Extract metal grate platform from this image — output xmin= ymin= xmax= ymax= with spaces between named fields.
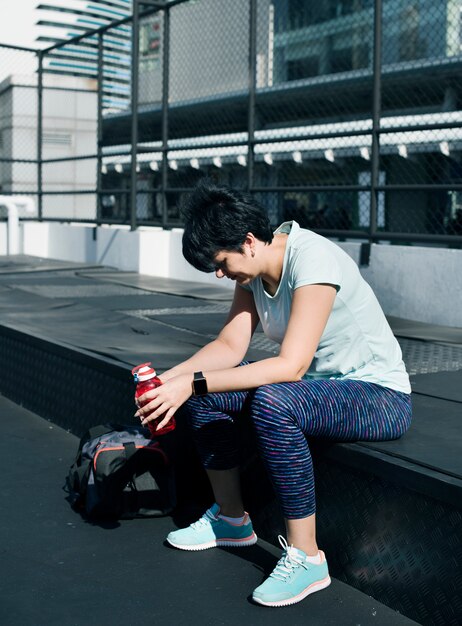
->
xmin=399 ymin=338 xmax=462 ymax=376
xmin=10 ymin=283 xmax=154 ymax=298
xmin=119 ymin=305 xmax=462 ymax=376
xmin=0 ymin=258 xmax=460 ymax=625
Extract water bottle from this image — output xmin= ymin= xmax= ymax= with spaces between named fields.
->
xmin=132 ymin=362 xmax=176 ymax=436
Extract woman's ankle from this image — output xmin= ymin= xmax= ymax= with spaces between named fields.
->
xmin=285 ymin=514 xmax=318 ymax=556
xmin=206 ymin=467 xmax=244 ymax=519
xmin=217 ymin=503 xmax=245 ymax=518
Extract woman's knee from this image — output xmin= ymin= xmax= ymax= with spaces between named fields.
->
xmin=183 ymin=390 xmax=246 ymax=431
xmin=251 ymin=383 xmax=293 ymax=426
xmin=253 ymin=383 xmax=281 ymax=405
xmin=183 ymin=394 xmax=219 ymax=429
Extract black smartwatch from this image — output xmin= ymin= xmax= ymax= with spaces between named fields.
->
xmin=192 ymin=371 xmax=208 ymax=396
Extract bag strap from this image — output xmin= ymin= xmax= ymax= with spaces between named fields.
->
xmin=88 ymin=423 xmax=124 ymax=440
xmin=76 ymin=423 xmax=125 ymax=455
xmin=66 ymin=457 xmax=93 ymax=498
xmin=123 ymin=441 xmax=137 ymax=461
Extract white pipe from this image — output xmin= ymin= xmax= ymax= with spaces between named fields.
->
xmin=0 ymin=195 xmax=36 ymax=255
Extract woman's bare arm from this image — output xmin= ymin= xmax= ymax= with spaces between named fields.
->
xmin=201 ymin=283 xmax=337 ymax=391
xmin=137 ymin=283 xmax=336 ymax=429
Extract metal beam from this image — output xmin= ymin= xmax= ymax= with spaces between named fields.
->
xmin=161 ymin=5 xmax=171 ymax=228
xmin=138 ymin=0 xmax=167 ymax=7
xmin=130 ymin=0 xmax=141 ymax=231
xmin=247 ymin=0 xmax=257 ymax=193
xmin=37 ymin=52 xmax=44 ymax=221
xmin=96 ymin=33 xmax=104 ymax=225
xmin=370 ymin=0 xmax=382 ymax=244
xmin=160 ymin=0 xmax=190 ymax=9
xmin=0 ymin=43 xmax=38 ymax=52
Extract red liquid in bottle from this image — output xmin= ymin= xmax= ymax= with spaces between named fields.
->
xmin=132 ymin=362 xmax=176 ymax=437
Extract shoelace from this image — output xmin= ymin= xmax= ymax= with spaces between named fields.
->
xmin=270 ymin=535 xmax=307 ymax=582
xmin=190 ymin=507 xmax=218 ymax=530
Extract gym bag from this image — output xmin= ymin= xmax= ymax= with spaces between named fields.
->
xmin=66 ymin=423 xmax=176 ymax=519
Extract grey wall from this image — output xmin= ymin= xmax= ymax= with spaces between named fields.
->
xmin=339 ymin=242 xmax=462 ymax=328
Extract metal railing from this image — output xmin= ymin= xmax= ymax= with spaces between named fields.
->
xmin=0 ymin=0 xmax=462 ymax=245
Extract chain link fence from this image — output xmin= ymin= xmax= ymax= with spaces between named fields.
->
xmin=40 ymin=35 xmax=99 ymax=221
xmin=1 ymin=0 xmax=462 ymax=244
xmin=0 ymin=44 xmax=39 ymax=217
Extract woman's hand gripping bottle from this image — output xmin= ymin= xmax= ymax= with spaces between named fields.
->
xmin=132 ymin=362 xmax=176 ymax=436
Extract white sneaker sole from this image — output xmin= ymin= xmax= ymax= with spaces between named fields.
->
xmin=252 ymin=575 xmax=332 ymax=607
xmin=167 ymin=532 xmax=258 ymax=551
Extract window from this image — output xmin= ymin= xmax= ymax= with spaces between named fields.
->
xmin=287 ymin=56 xmax=319 ymax=80
xmin=140 ymin=17 xmax=162 ymax=70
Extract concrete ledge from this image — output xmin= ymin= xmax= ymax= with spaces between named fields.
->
xmin=13 ymin=221 xmax=462 ymax=327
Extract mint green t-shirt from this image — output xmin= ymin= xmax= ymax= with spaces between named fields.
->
xmin=244 ymin=221 xmax=411 ymax=394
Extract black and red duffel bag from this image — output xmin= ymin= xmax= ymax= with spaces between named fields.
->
xmin=66 ymin=423 xmax=176 ymax=519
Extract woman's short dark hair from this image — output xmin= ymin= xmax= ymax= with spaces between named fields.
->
xmin=181 ymin=179 xmax=273 ymax=272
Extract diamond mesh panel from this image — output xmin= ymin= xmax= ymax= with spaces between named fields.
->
xmin=117 ymin=305 xmax=462 ymax=375
xmin=399 ymin=338 xmax=462 ymax=376
xmin=1 ymin=315 xmax=461 ymax=624
xmin=0 ymin=328 xmax=134 ymax=436
xmin=11 ymin=284 xmax=154 ymax=298
xmin=243 ymin=454 xmax=462 ymax=626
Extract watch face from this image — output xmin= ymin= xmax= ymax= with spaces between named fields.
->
xmin=194 ymin=373 xmax=208 ymax=396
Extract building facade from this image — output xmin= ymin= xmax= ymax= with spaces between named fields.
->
xmin=37 ymin=0 xmax=131 ymax=111
xmin=0 ymin=73 xmax=97 ymax=218
xmin=99 ymin=0 xmax=462 ymax=237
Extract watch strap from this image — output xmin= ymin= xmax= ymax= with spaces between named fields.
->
xmin=192 ymin=371 xmax=208 ymax=396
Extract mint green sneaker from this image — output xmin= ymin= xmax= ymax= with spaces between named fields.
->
xmin=252 ymin=536 xmax=331 ymax=607
xmin=166 ymin=503 xmax=258 ymax=551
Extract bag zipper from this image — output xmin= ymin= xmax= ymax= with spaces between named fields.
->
xmin=93 ymin=441 xmax=168 ymax=471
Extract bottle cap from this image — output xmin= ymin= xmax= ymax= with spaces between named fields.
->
xmin=131 ymin=362 xmax=157 ymax=382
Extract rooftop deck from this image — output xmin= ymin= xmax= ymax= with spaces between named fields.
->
xmin=0 ymin=254 xmax=461 ymax=625
xmin=1 ymin=394 xmax=419 ymax=626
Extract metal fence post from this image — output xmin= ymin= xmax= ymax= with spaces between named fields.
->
xmin=96 ymin=32 xmax=104 ymax=225
xmin=161 ymin=4 xmax=170 ymax=228
xmin=130 ymin=0 xmax=140 ymax=231
xmin=247 ymin=0 xmax=257 ymax=194
xmin=37 ymin=50 xmax=43 ymax=221
xmin=370 ymin=0 xmax=383 ymax=243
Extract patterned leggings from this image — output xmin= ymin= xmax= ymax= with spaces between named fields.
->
xmin=183 ymin=377 xmax=412 ymax=519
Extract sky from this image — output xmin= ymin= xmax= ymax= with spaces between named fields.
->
xmin=0 ymin=0 xmax=45 ymax=81
xmin=0 ymin=0 xmax=40 ymax=48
